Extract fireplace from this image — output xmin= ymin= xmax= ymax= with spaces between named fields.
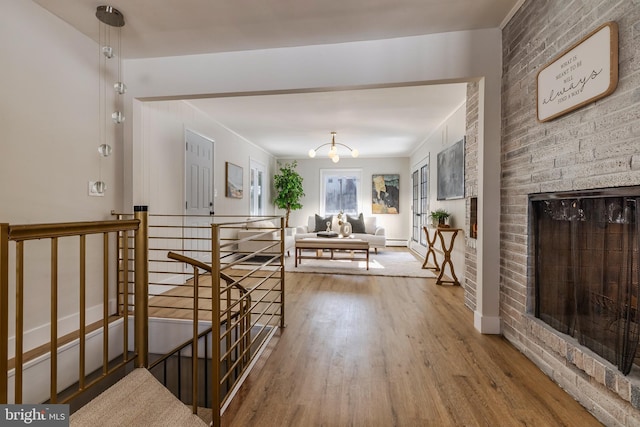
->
xmin=531 ymin=187 xmax=640 ymax=375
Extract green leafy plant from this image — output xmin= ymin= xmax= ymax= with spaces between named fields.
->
xmin=429 ymin=208 xmax=450 ymax=226
xmin=273 ymin=161 xmax=305 ymax=227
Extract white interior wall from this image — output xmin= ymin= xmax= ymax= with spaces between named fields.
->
xmin=1 ymin=1 xmax=122 ymax=336
xmin=139 ymin=100 xmax=276 ymax=216
xmin=284 ymin=157 xmax=411 ymax=241
xmin=410 ymin=102 xmax=467 ymax=281
xmin=1 ymin=1 xmax=122 ymax=223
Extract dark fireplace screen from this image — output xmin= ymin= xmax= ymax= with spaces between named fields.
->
xmin=532 ymin=193 xmax=640 ymax=375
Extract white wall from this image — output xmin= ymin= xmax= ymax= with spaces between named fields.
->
xmin=1 ymin=1 xmax=122 ymax=223
xmin=410 ymin=102 xmax=467 ymax=280
xmin=136 ymin=100 xmax=275 ymax=216
xmin=1 ymin=1 xmax=122 ymax=337
xmin=283 ymin=157 xmax=411 ymax=241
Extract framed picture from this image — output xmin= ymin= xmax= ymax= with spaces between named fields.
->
xmin=437 ymin=138 xmax=465 ymax=200
xmin=225 ymin=162 xmax=243 ymax=198
xmin=372 ymin=174 xmax=399 ymax=214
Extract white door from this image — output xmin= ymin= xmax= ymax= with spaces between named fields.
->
xmin=185 ymin=129 xmax=214 ymax=216
xmin=184 ymin=129 xmax=214 ymax=263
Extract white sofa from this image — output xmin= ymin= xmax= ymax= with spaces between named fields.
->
xmin=236 ymin=220 xmax=294 ymax=257
xmin=295 ymin=215 xmax=386 ymax=252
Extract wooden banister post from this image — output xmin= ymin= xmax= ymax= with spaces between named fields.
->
xmin=211 ymin=223 xmax=221 ymax=427
xmin=134 ymin=206 xmax=149 ymax=368
xmin=280 ymin=216 xmax=286 ymax=329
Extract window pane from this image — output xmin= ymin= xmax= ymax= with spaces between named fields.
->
xmin=325 ymin=176 xmax=358 ymax=215
xmin=412 ymin=170 xmax=419 ymax=242
xmin=321 ymin=169 xmax=362 ymax=216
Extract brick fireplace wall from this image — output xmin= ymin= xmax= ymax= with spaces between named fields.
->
xmin=465 ymin=81 xmax=479 ymax=312
xmin=501 ymin=0 xmax=640 ymax=424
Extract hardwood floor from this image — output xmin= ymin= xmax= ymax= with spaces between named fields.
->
xmin=221 ymin=270 xmax=602 ymax=426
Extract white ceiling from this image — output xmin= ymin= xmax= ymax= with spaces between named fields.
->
xmin=186 ymin=84 xmax=469 ymax=158
xmin=32 ymin=0 xmax=521 ymax=158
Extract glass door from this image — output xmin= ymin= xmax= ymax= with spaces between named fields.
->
xmin=249 ymin=159 xmax=265 ymax=216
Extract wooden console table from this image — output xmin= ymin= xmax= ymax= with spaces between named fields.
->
xmin=421 ymin=226 xmax=461 ymax=286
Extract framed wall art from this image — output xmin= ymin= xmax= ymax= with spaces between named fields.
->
xmin=436 ymin=137 xmax=465 ymax=200
xmin=372 ymin=174 xmax=399 ymax=214
xmin=225 ymin=162 xmax=243 ymax=198
xmin=536 ymin=21 xmax=618 ymax=122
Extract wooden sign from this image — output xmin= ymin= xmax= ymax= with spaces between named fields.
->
xmin=537 ymin=21 xmax=618 ymax=122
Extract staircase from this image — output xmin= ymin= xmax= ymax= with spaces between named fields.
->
xmin=70 ymin=369 xmax=207 ymax=426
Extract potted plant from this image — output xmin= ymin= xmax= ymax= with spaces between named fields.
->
xmin=273 ymin=161 xmax=305 ymax=228
xmin=430 ymin=208 xmax=450 ymax=227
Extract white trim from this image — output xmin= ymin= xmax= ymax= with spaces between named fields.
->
xmin=474 ymin=311 xmax=501 ymax=334
xmin=386 ymin=238 xmax=409 ymax=247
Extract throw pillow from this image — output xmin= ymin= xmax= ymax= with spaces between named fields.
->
xmin=347 ymin=213 xmax=366 ymax=234
xmin=314 ymin=214 xmax=333 ymax=232
xmin=364 ymin=216 xmax=377 ymax=235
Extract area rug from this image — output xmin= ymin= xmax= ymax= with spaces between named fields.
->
xmin=284 ymin=249 xmax=436 ymax=278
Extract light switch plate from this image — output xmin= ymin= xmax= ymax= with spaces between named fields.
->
xmin=88 ymin=181 xmax=104 ymax=197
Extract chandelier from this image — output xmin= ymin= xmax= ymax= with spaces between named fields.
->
xmin=308 ymin=132 xmax=359 ymax=163
xmin=92 ymin=5 xmax=125 ymax=195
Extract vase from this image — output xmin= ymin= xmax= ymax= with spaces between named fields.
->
xmin=340 ymin=222 xmax=352 ymax=237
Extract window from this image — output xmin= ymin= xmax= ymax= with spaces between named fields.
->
xmin=420 ymin=163 xmax=429 ymax=244
xmin=320 ymin=169 xmax=362 ymax=216
xmin=412 ymin=169 xmax=419 ymax=242
xmin=411 ymin=157 xmax=429 ymax=245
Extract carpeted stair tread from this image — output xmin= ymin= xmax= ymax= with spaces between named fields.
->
xmin=70 ymin=368 xmax=207 ymax=426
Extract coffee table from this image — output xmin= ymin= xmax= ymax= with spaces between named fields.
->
xmin=295 ymin=238 xmax=370 ymax=270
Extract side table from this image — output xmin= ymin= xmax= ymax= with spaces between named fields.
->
xmin=421 ymin=226 xmax=439 ymax=271
xmin=435 ymin=228 xmax=461 ymax=286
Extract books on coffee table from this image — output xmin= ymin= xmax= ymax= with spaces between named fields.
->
xmin=317 ymin=231 xmax=339 ymax=238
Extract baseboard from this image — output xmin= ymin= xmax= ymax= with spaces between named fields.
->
xmin=386 ymin=238 xmax=409 ymax=247
xmin=474 ymin=311 xmax=501 ymax=334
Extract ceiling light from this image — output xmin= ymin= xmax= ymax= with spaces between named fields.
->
xmin=308 ymin=132 xmax=359 ymax=163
